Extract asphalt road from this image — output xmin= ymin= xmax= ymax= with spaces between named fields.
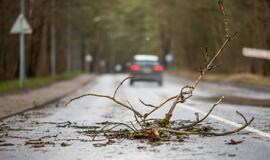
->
xmin=1 ymin=74 xmax=270 ymax=160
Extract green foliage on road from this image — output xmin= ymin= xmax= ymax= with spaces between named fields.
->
xmin=0 ymin=72 xmax=82 ymax=94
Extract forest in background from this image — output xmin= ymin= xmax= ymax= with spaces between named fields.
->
xmin=0 ymin=0 xmax=270 ymax=81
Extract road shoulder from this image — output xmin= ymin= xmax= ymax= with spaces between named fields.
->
xmin=168 ymin=72 xmax=270 ymax=108
xmin=0 ymin=74 xmax=94 ymax=119
xmin=169 ymin=70 xmax=270 ymax=92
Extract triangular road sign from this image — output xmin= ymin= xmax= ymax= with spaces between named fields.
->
xmin=10 ymin=14 xmax=32 ymax=34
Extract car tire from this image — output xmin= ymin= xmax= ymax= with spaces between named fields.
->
xmin=129 ymin=80 xmax=134 ymax=86
xmin=158 ymin=80 xmax=163 ymax=86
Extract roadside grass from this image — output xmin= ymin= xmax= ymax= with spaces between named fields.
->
xmin=0 ymin=72 xmax=82 ymax=94
xmin=170 ymin=69 xmax=270 ymax=88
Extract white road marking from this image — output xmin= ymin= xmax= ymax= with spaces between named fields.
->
xmin=181 ymin=105 xmax=270 ymax=139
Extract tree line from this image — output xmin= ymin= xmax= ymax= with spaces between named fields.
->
xmin=0 ymin=0 xmax=269 ymax=81
xmin=154 ymin=0 xmax=270 ymax=75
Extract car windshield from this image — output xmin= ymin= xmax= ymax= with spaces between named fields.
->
xmin=134 ymin=60 xmax=158 ymax=66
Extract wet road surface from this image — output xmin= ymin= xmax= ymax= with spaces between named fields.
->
xmin=0 ymin=74 xmax=270 ymax=160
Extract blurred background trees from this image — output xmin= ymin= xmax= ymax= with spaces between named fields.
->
xmin=0 ymin=0 xmax=270 ymax=81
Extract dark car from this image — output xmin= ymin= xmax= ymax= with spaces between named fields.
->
xmin=129 ymin=55 xmax=164 ymax=86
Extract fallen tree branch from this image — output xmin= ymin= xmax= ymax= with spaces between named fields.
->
xmin=65 ymin=0 xmax=254 ymax=145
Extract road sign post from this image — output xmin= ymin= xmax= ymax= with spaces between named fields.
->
xmin=20 ymin=0 xmax=25 ymax=90
xmin=10 ymin=0 xmax=32 ymax=90
xmin=51 ymin=0 xmax=56 ymax=77
xmin=19 ymin=28 xmax=25 ymax=89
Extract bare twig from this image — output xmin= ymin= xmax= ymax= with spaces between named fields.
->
xmin=92 ymin=123 xmax=113 ymax=141
xmin=129 ymin=121 xmax=138 ymax=131
xmin=66 ymin=93 xmax=142 ymax=118
xmin=195 ymin=113 xmax=199 ymax=122
xmin=113 ymin=76 xmax=133 ymax=99
xmin=218 ymin=0 xmax=229 ymax=38
xmin=161 ymin=0 xmax=234 ymax=124
xmin=204 ymin=112 xmax=254 ymax=136
xmin=160 ymin=128 xmax=191 ymax=135
xmin=127 ymin=101 xmax=144 ymax=129
xmin=139 ymin=99 xmax=158 ymax=109
xmin=173 ymin=97 xmax=224 ymax=130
